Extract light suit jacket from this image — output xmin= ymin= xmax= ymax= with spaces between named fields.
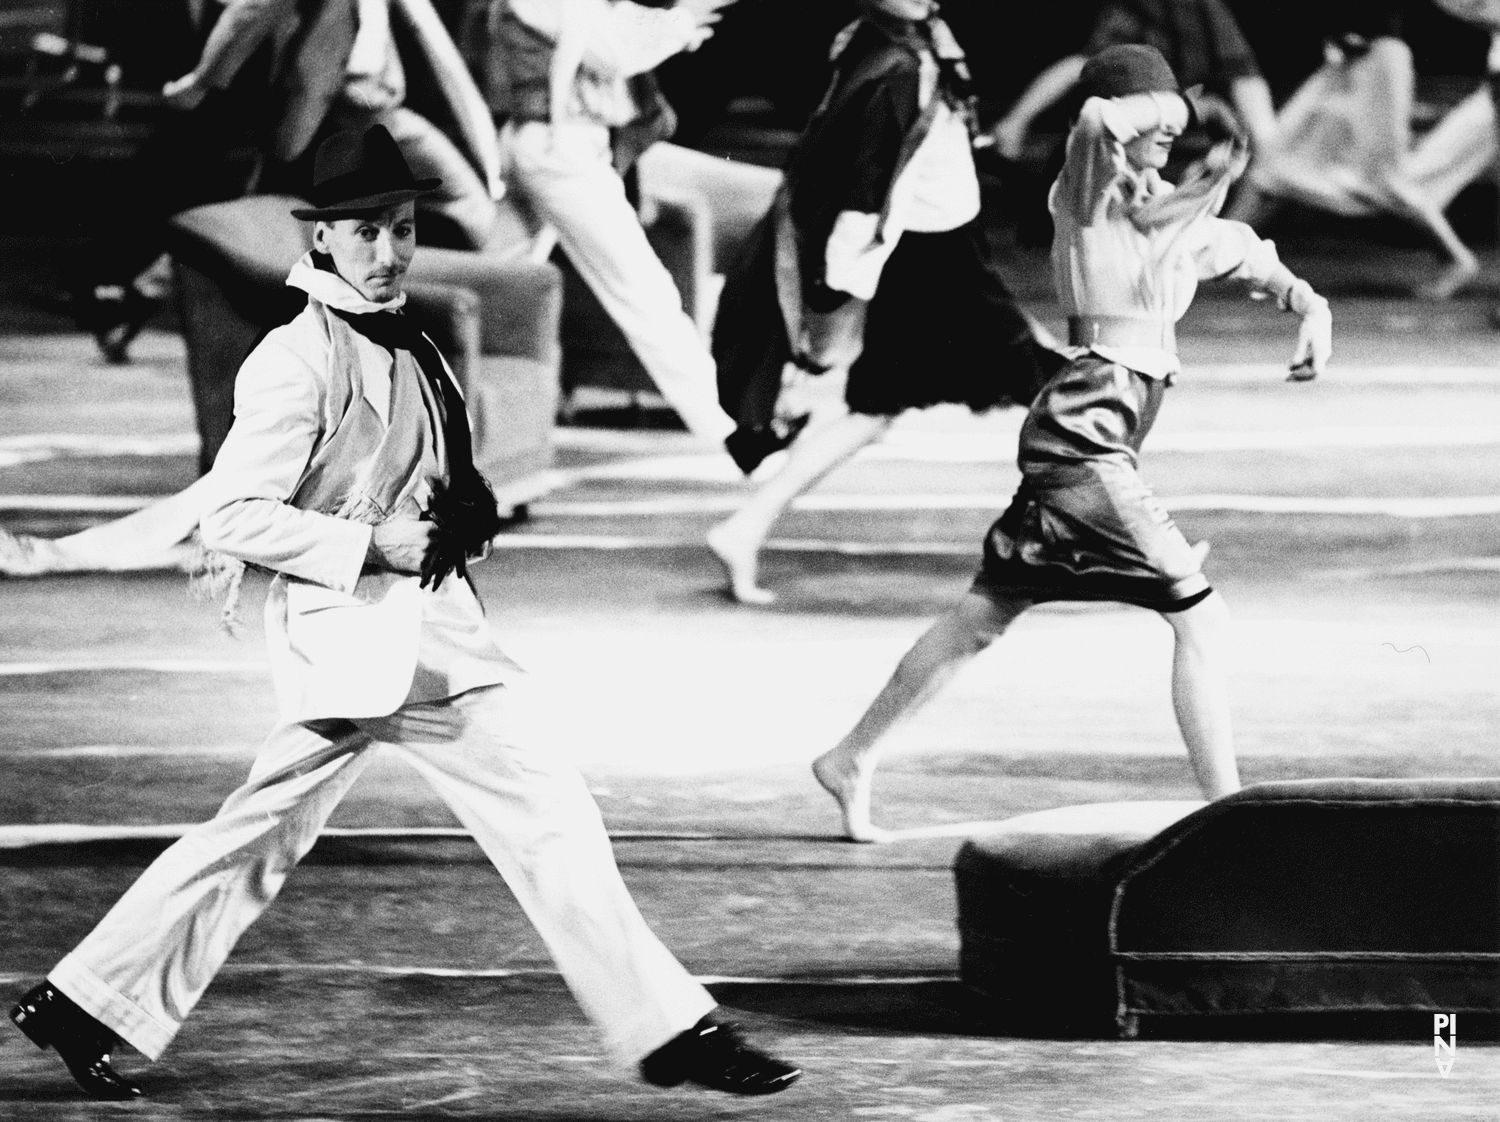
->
xmin=195 ymin=0 xmax=502 ymax=192
xmin=199 ymin=256 xmax=520 ymax=723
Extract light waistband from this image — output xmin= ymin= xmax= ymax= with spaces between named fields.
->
xmin=1067 ymin=315 xmax=1176 ymax=353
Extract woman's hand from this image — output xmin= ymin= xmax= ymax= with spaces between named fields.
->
xmin=1289 ymin=296 xmax=1332 ymax=381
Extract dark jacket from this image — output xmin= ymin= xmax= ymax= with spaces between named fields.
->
xmin=713 ymin=15 xmax=937 ymax=439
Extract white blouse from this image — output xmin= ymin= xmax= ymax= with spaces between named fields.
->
xmin=1050 ymin=95 xmax=1285 ymax=379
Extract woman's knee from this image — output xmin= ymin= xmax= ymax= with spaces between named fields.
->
xmin=947 ymin=592 xmax=1027 ymax=652
xmin=1165 ymin=591 xmax=1231 ymax=643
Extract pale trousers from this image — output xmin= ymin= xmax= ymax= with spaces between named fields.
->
xmin=501 ymin=120 xmax=736 ymax=443
xmin=49 ymin=685 xmax=715 ymax=1065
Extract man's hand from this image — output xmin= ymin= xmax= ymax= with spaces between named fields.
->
xmin=678 ymin=0 xmax=736 ymax=29
xmin=162 ymin=71 xmax=207 ymax=111
xmin=1289 ymin=297 xmax=1332 ymax=381
xmin=367 ymin=520 xmax=439 ymax=574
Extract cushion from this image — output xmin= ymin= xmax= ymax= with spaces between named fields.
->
xmin=955 ymin=801 xmax=1204 ymax=1021
xmin=1112 ymin=778 xmax=1500 ymax=1024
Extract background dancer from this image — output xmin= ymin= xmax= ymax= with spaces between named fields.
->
xmin=709 ymin=0 xmax=1063 ymax=605
xmin=478 ymin=0 xmax=741 ymax=445
xmin=1228 ymin=4 xmax=1491 ymax=300
xmin=813 ymin=44 xmax=1334 ymax=841
xmin=8 ymin=126 xmax=799 ymax=1101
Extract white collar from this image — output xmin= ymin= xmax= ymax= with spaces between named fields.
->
xmin=286 ymin=252 xmax=404 ymax=426
xmin=285 ymin=251 xmax=408 ymax=315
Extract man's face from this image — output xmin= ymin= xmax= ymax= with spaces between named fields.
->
xmin=313 ymin=202 xmax=416 ymax=302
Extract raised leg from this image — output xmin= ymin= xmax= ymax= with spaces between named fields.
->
xmin=708 ymin=411 xmax=892 ymax=605
xmin=502 ymin=121 xmax=735 ymax=443
xmin=1162 ymin=592 xmax=1240 ymax=799
xmin=813 ymin=591 xmax=1032 ymax=841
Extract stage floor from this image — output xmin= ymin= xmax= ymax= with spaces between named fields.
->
xmin=2 ymin=297 xmax=1498 ymax=1117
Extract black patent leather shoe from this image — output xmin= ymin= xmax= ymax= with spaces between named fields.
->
xmin=11 ymin=982 xmax=143 ymax=1101
xmin=640 ymin=1014 xmax=800 ymax=1095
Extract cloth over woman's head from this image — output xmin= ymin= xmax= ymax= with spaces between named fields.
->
xmin=1079 ymin=43 xmax=1181 ymax=100
xmin=856 ymin=0 xmax=940 ymax=21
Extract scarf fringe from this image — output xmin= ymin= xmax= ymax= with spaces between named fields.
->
xmin=186 ymin=532 xmax=248 ymax=639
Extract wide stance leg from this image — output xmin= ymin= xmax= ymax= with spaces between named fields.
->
xmin=502 ymin=121 xmax=735 ymax=443
xmin=708 ymin=411 xmax=892 ymax=604
xmin=1162 ymin=592 xmax=1240 ymax=799
xmin=380 ymin=687 xmax=715 ymax=1065
xmin=813 ymin=592 xmax=1032 ymax=841
xmin=49 ymin=720 xmax=375 ymax=1058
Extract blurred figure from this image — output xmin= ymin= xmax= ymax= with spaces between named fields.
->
xmin=813 ymin=45 xmax=1333 ymax=841
xmin=991 ymin=0 xmax=1277 ymax=163
xmin=177 ymin=0 xmax=511 ymax=248
xmin=474 ymin=0 xmax=740 ymax=444
xmin=1231 ymin=4 xmax=1493 ymax=299
xmin=57 ymin=1 xmax=266 ymax=363
xmin=1428 ymin=0 xmax=1500 ymax=315
xmin=66 ymin=0 xmax=518 ymax=365
xmin=708 ymin=0 xmax=1063 ymax=605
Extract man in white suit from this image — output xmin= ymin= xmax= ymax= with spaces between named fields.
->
xmin=9 ymin=125 xmax=799 ymax=1103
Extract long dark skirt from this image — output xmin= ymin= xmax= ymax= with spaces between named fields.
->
xmin=713 ymin=217 xmax=1060 ymax=472
xmin=845 ymin=222 xmax=1054 ymax=416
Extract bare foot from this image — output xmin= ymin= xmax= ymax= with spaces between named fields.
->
xmin=1190 ymin=540 xmax=1211 ymax=567
xmin=1416 ymin=257 xmax=1479 ymax=301
xmin=706 ymin=521 xmax=775 ymax=605
xmin=812 ymin=748 xmax=893 ymax=843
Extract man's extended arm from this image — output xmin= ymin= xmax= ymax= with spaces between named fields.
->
xmin=992 ymin=54 xmax=1086 ymax=159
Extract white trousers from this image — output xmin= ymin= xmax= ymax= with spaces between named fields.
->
xmin=502 ymin=120 xmax=736 ymax=443
xmin=49 ymin=685 xmax=715 ymax=1065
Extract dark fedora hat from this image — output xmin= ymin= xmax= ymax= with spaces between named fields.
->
xmin=290 ymin=124 xmax=441 ymax=221
xmin=1079 ymin=44 xmax=1180 ymax=101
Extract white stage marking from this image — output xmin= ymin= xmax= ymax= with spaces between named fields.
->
xmin=0 ymin=433 xmax=199 ymax=468
xmin=0 ymin=659 xmax=268 ymax=676
xmin=527 ymin=494 xmax=1500 ymax=518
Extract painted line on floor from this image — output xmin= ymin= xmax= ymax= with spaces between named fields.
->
xmin=7 ymin=413 xmax=1500 ymax=473
xmin=4 ymin=744 xmax=262 ymax=758
xmin=486 ymin=534 xmax=978 ymax=555
xmin=0 ymin=659 xmax=269 ymax=677
xmin=10 ymin=492 xmax=1500 ymax=519
xmin=0 ymin=494 xmax=160 ymax=513
xmin=0 ymin=433 xmax=199 ymax=468
xmin=1307 ymin=557 xmax=1500 ymax=580
xmin=0 ymin=965 xmax=951 ymax=988
xmin=526 ymin=494 xmax=1500 ymax=518
xmin=0 ymin=825 xmax=746 ymax=851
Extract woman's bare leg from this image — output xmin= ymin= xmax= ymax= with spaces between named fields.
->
xmin=1162 ymin=591 xmax=1240 ymax=799
xmin=813 ymin=591 xmax=1033 ymax=841
xmin=707 ymin=411 xmax=892 ymax=605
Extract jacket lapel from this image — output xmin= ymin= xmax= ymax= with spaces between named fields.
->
xmin=351 ymin=331 xmax=395 ymax=429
